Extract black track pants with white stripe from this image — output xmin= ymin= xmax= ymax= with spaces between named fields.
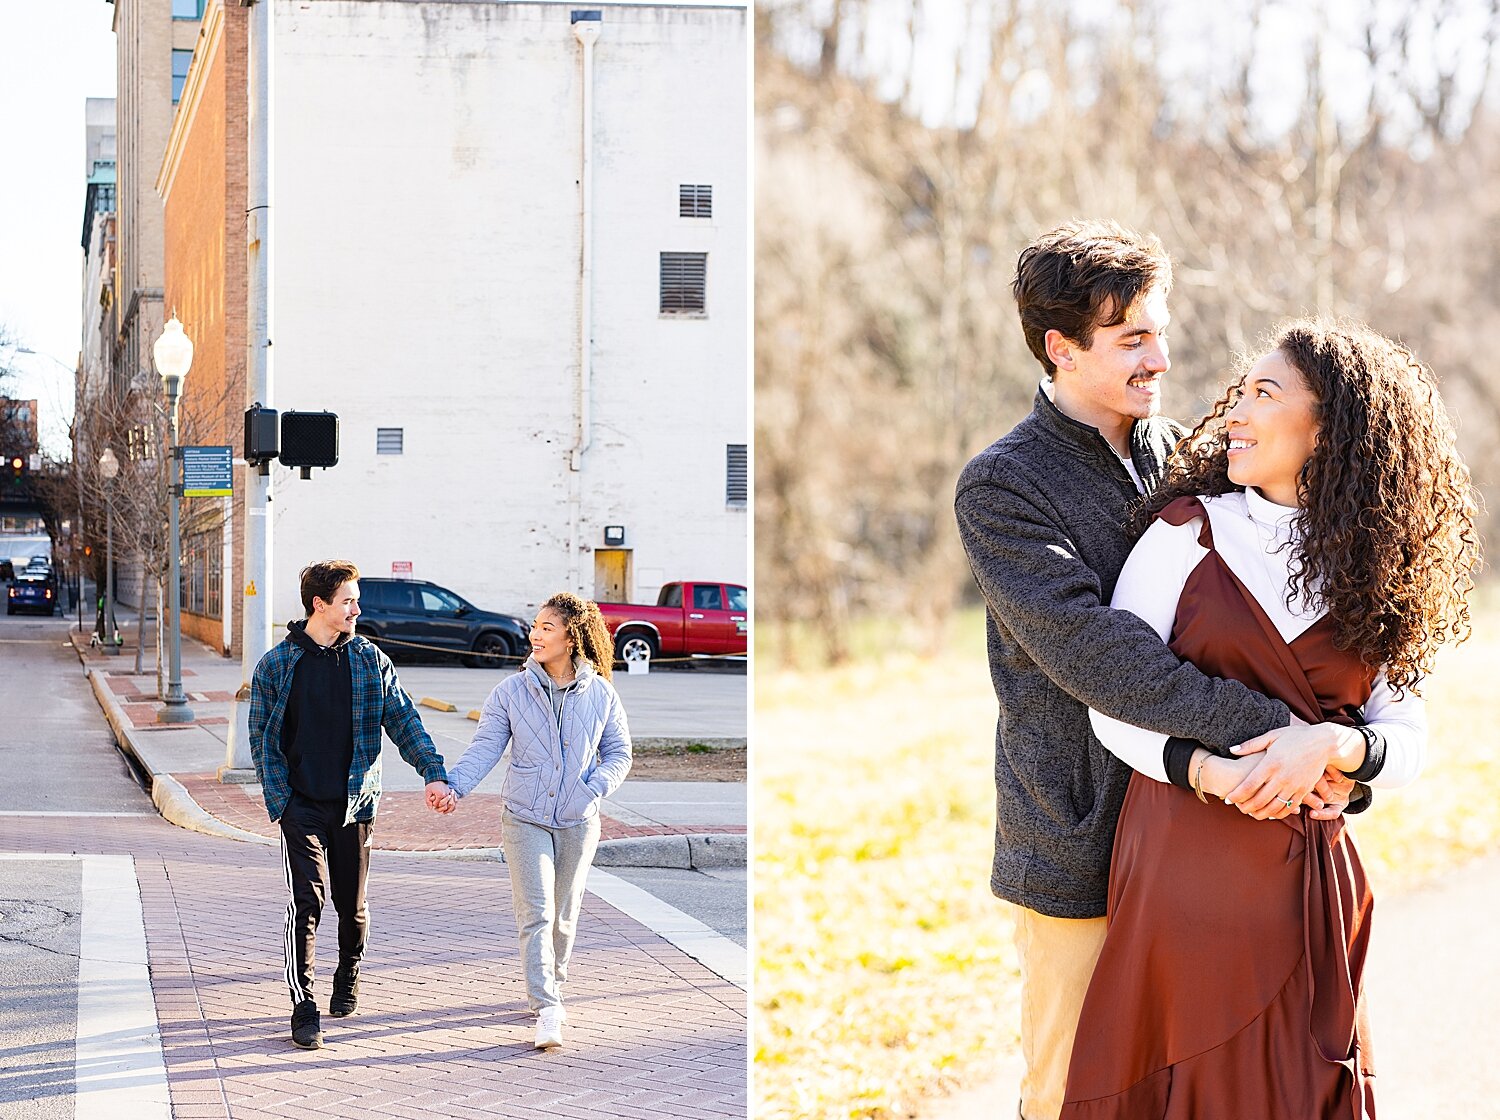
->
xmin=279 ymin=791 xmax=372 ymax=1005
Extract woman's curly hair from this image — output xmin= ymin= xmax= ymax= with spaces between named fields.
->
xmin=1135 ymin=319 xmax=1481 ymax=694
xmin=539 ymin=592 xmax=615 ymax=682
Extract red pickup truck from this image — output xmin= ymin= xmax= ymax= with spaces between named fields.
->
xmin=599 ymin=581 xmax=748 ymax=663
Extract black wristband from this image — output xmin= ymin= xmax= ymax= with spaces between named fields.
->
xmin=1345 ymin=782 xmax=1374 ymax=813
xmin=1164 ymin=737 xmax=1201 ymax=791
xmin=1346 ymin=724 xmax=1387 ymax=784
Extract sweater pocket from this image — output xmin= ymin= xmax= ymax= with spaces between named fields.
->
xmin=1066 ymin=749 xmax=1098 ymax=824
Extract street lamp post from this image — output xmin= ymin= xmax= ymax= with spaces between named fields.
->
xmin=97 ymin=448 xmax=120 ymax=656
xmin=153 ymin=315 xmax=194 ymax=724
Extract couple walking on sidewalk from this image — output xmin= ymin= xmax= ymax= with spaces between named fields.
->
xmin=249 ymin=560 xmax=632 ymax=1053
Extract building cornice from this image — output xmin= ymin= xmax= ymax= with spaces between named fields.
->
xmin=158 ymin=0 xmax=226 ymax=202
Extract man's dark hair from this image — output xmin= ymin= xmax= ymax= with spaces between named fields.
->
xmin=1013 ymin=220 xmax=1173 ymax=376
xmin=300 ymin=560 xmax=361 ymax=616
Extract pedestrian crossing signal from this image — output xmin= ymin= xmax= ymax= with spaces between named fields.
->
xmin=279 ymin=412 xmax=339 ymax=477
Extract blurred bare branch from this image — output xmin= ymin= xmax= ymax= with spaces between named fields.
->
xmin=757 ymin=0 xmax=1500 ymax=661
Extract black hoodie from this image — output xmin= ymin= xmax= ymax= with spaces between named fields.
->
xmin=281 ymin=620 xmax=356 ymax=803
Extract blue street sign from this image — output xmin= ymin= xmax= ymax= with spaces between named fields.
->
xmin=182 ymin=445 xmax=233 ymax=497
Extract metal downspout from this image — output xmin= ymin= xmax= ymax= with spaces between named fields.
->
xmin=569 ymin=13 xmax=600 ymax=595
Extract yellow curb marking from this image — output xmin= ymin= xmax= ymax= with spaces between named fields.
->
xmin=419 ymin=696 xmax=457 ymax=712
xmin=467 ymin=709 xmax=482 ymax=722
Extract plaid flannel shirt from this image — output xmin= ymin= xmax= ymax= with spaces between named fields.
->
xmin=249 ymin=626 xmax=447 ymax=825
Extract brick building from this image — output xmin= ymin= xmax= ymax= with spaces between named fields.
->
xmin=110 ymin=0 xmax=204 ymax=398
xmin=157 ymin=1 xmax=247 ymax=653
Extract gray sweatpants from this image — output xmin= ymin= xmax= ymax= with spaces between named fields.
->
xmin=500 ymin=807 xmax=602 ymax=1011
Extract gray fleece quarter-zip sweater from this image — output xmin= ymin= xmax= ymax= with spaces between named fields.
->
xmin=955 ymin=388 xmax=1291 ymax=919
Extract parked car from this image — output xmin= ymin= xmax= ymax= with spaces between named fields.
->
xmin=355 ymin=577 xmax=530 ymax=668
xmin=598 ymin=581 xmax=748 ymax=664
xmin=7 ymin=576 xmax=56 ymax=616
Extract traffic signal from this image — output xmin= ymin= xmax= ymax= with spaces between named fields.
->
xmin=279 ymin=411 xmax=339 ymax=478
xmin=7 ymin=456 xmax=23 ymax=486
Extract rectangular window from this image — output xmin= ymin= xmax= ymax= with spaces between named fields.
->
xmin=206 ymin=543 xmax=222 ymax=620
xmin=726 ymin=443 xmax=747 ymax=506
xmin=172 ymin=0 xmax=204 ymax=17
xmin=660 ymin=252 xmax=707 ymax=315
xmin=679 ymin=183 xmax=712 ymax=218
xmin=376 ymin=428 xmax=404 ymax=455
xmin=171 ymin=49 xmax=193 ymax=103
xmin=177 ymin=534 xmax=221 ymax=619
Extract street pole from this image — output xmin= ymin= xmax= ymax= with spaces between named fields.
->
xmin=223 ymin=0 xmax=273 ymax=781
xmin=105 ymin=498 xmax=118 ymax=654
xmin=153 ymin=317 xmax=194 ymax=724
xmin=98 ymin=448 xmax=121 ymax=655
xmin=159 ymin=374 xmax=193 ymax=723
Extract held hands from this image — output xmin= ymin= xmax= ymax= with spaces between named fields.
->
xmin=425 ymin=780 xmax=459 ymax=815
xmin=1308 ymin=769 xmax=1359 ymax=822
xmin=1220 ymin=722 xmax=1366 ymax=821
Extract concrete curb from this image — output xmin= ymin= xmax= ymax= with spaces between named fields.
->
xmin=594 ymin=832 xmax=747 ymax=869
xmin=85 ymin=668 xmax=273 ymax=848
xmin=83 ymin=664 xmax=745 ymax=867
xmin=151 ymin=773 xmax=274 ymax=846
xmin=379 ymin=834 xmax=746 ymax=868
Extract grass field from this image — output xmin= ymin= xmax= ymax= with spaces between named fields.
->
xmin=753 ymin=601 xmax=1500 ymax=1120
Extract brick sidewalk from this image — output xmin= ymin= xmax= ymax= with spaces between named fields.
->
xmin=180 ymin=775 xmax=748 ymax=851
xmin=4 ymin=815 xmax=746 ymax=1119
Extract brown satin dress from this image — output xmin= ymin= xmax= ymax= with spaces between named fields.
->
xmin=1060 ymin=497 xmax=1378 ymax=1120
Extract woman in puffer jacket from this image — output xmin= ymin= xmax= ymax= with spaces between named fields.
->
xmin=430 ymin=592 xmax=632 ymax=1050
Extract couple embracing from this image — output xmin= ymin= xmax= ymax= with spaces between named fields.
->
xmin=955 ymin=222 xmax=1479 ymax=1119
xmin=248 ymin=561 xmax=631 ymax=1053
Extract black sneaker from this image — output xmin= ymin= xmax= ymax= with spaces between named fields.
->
xmin=291 ymin=999 xmax=323 ymax=1049
xmin=329 ymin=960 xmax=360 ymax=1017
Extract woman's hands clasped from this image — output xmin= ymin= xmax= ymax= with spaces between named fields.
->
xmin=425 ymin=780 xmax=459 ymax=814
xmin=1221 ymin=721 xmax=1365 ymax=821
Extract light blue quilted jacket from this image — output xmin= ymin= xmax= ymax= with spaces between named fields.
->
xmin=445 ymin=658 xmax=632 ymax=828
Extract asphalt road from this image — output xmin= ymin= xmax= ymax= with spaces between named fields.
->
xmin=0 ymin=859 xmax=81 ymax=1119
xmin=0 ymin=611 xmax=151 ymax=1116
xmin=607 ymin=867 xmax=747 ymax=947
xmin=0 ymin=613 xmax=150 ymax=813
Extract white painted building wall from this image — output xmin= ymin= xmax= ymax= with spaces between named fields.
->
xmin=266 ymin=0 xmax=747 ymax=625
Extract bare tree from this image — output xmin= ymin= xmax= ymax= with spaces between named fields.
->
xmin=757 ymin=0 xmax=1500 ymax=660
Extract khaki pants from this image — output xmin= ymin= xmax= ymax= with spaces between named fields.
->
xmin=1013 ymin=908 xmax=1108 ymax=1120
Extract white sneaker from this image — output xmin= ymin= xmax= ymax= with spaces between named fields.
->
xmin=534 ymin=1006 xmax=565 ymax=1050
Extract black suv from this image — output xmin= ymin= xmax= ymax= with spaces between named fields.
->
xmin=356 ymin=578 xmax=529 ymax=668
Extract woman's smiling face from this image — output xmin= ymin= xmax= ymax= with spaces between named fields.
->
xmin=1225 ymin=349 xmax=1321 ymax=507
xmin=529 ymin=607 xmax=575 ymax=668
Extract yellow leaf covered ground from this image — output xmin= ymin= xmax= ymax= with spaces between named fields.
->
xmin=753 ymin=602 xmax=1500 ymax=1119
